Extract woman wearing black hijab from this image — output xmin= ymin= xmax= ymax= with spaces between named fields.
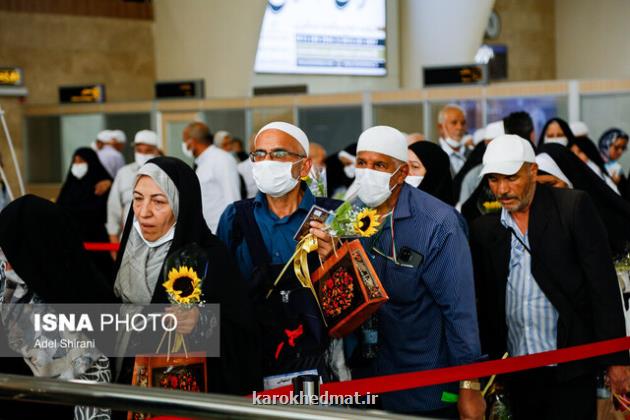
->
xmin=537 ymin=117 xmax=576 ymax=150
xmin=57 ymin=147 xmax=114 ymax=279
xmin=112 ymin=157 xmax=261 ymax=396
xmin=407 ymin=141 xmax=456 ymax=205
xmin=0 ymin=195 xmax=117 ymax=419
xmin=570 ymin=136 xmax=620 ymax=194
xmin=540 ymin=143 xmax=630 ymax=256
xmin=324 ymin=143 xmax=356 ymax=198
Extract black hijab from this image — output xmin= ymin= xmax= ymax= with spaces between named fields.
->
xmin=57 ymin=147 xmax=112 ymax=212
xmin=0 ymin=195 xmax=116 ymax=303
xmin=537 ymin=118 xmax=576 ymax=151
xmin=113 ymin=157 xmax=262 ymax=394
xmin=408 ymin=141 xmax=456 ymax=205
xmin=452 ymin=141 xmax=486 ymax=200
xmin=325 ymin=143 xmax=356 ymax=196
xmin=572 ymin=136 xmax=610 ymax=178
xmin=540 ymin=143 xmax=630 ymax=256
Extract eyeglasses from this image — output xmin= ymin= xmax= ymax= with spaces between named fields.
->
xmin=250 ymin=149 xmax=305 ymax=162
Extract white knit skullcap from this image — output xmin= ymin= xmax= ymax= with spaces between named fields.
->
xmin=356 ymin=126 xmax=407 ymax=162
xmin=255 ymin=122 xmax=309 ymax=156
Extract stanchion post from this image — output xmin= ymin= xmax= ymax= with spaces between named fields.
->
xmin=292 ymin=374 xmax=320 ymax=405
xmin=0 ymin=104 xmax=26 ymax=196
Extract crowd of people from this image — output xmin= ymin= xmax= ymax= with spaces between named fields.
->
xmin=0 ymin=104 xmax=629 ymax=420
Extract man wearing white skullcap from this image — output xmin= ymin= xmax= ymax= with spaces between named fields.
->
xmin=94 ymin=129 xmax=125 ymax=178
xmin=111 ymin=129 xmax=127 ymax=152
xmin=314 ymin=125 xmax=484 ymax=417
xmin=106 ymin=130 xmax=161 ymax=250
xmin=471 ymin=134 xmax=629 ymax=419
xmin=216 ymin=121 xmax=341 ymax=386
xmin=181 ymin=121 xmax=240 ymax=232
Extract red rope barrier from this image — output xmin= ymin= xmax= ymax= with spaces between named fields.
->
xmin=253 ymin=336 xmax=630 ymax=397
xmin=84 ymin=242 xmax=119 ymax=252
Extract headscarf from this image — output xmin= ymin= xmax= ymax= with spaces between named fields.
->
xmin=408 ymin=141 xmax=456 ymax=205
xmin=57 ymin=147 xmax=112 ymax=211
xmin=572 ymin=136 xmax=610 ymax=178
xmin=114 ymin=163 xmax=179 ymax=303
xmin=537 ymin=118 xmax=576 ymax=151
xmin=539 ymin=143 xmax=630 ymax=256
xmin=325 ymin=143 xmax=357 ymax=196
xmin=535 ymin=153 xmax=573 ymax=188
xmin=599 ymin=128 xmax=629 ymax=161
xmin=0 ymin=195 xmax=116 ymax=303
xmin=112 ymin=157 xmax=262 ymax=394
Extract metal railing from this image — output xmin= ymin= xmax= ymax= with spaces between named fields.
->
xmin=0 ymin=373 xmax=422 ymax=419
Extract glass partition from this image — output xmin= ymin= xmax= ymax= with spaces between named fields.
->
xmin=297 ymin=106 xmax=362 ymax=154
xmin=486 ymin=96 xmax=568 ymax=141
xmin=428 ymin=100 xmax=483 ymax=142
xmin=203 ymin=109 xmax=247 ymax=144
xmin=373 ymin=103 xmax=423 ymax=135
xmin=581 ymin=93 xmax=630 ymax=173
xmin=25 ymin=116 xmax=62 ymax=183
xmin=105 ymin=113 xmax=152 ymax=162
xmin=60 ymin=114 xmax=105 ymax=179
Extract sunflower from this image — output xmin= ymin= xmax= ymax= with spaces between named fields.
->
xmin=482 ymin=201 xmax=502 ymax=212
xmin=353 ymin=208 xmax=381 ymax=237
xmin=162 ymin=266 xmax=202 ymax=304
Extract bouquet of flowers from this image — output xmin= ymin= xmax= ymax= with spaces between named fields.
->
xmin=326 ymin=198 xmax=382 ymax=239
xmin=158 ymin=244 xmax=208 ymax=360
xmin=303 ymin=166 xmax=327 ymax=198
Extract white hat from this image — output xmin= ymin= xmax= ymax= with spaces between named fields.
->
xmin=569 ymin=121 xmax=589 ymax=137
xmin=133 ymin=130 xmax=159 ymax=146
xmin=356 ymin=126 xmax=407 ymax=162
xmin=96 ymin=130 xmax=114 ymax=142
xmin=485 ymin=120 xmax=505 ymax=141
xmin=473 ymin=128 xmax=486 ymax=145
xmin=535 ymin=153 xmax=573 ymax=188
xmin=214 ymin=130 xmax=232 ymax=147
xmin=338 ymin=150 xmax=356 ymax=163
xmin=255 ymin=122 xmax=309 ymax=156
xmin=480 ymin=134 xmax=536 ymax=177
xmin=111 ymin=129 xmax=126 ymax=143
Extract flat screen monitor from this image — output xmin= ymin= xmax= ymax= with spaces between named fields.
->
xmin=255 ymin=0 xmax=386 ymax=76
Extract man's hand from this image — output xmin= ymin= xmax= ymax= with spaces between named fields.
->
xmin=165 ymin=306 xmax=200 ymax=335
xmin=309 ymin=220 xmax=337 ymax=261
xmin=94 ymin=180 xmax=112 ymax=196
xmin=458 ymin=388 xmax=485 ymax=420
xmin=608 ymin=365 xmax=630 ymax=394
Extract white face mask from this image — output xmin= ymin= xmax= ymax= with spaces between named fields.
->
xmin=133 ymin=220 xmax=175 ymax=248
xmin=355 ymin=166 xmax=401 ymax=208
xmin=135 ymin=153 xmax=157 ymax=167
xmin=443 ymin=136 xmax=461 ymax=149
xmin=71 ymin=163 xmax=88 ymax=179
xmin=252 ymin=160 xmax=302 ymax=198
xmin=405 ymin=175 xmax=424 ymax=188
xmin=343 ymin=164 xmax=356 ymax=179
xmin=181 ymin=142 xmax=194 ymax=158
xmin=544 ymin=136 xmax=568 ymax=147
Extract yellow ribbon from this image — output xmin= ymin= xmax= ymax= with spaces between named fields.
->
xmin=265 ymin=234 xmax=327 ymax=325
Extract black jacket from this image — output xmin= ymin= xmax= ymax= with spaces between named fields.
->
xmin=470 ymin=184 xmax=627 ymax=381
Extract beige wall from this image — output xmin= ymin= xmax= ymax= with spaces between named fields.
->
xmin=153 ymin=0 xmax=266 ymax=98
xmin=556 ymin=0 xmax=630 ymax=79
xmin=0 ymin=10 xmax=156 ymax=194
xmin=490 ymin=0 xmax=556 ymax=81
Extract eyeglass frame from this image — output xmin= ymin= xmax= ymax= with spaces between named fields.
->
xmin=249 ymin=148 xmax=306 ymax=162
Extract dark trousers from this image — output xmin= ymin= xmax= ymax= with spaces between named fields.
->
xmin=505 ymin=367 xmax=596 ymax=420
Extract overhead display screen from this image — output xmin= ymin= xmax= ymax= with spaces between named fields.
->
xmin=255 ymin=0 xmax=387 ymax=76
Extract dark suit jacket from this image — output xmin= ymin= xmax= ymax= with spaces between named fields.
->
xmin=470 ymin=184 xmax=628 ymax=381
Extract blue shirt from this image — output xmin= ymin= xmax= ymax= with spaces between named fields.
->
xmin=500 ymin=208 xmax=558 ymax=357
xmin=216 ymin=188 xmax=317 ymax=281
xmin=362 ymin=183 xmax=481 ymax=413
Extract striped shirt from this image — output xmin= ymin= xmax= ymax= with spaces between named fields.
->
xmin=501 ymin=208 xmax=558 ymax=356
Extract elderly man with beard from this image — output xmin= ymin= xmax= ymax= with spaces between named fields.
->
xmin=470 ymin=134 xmax=629 ymax=420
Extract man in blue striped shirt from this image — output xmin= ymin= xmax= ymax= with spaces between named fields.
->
xmin=312 ymin=126 xmax=484 ymax=419
xmin=471 ymin=134 xmax=629 ymax=420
